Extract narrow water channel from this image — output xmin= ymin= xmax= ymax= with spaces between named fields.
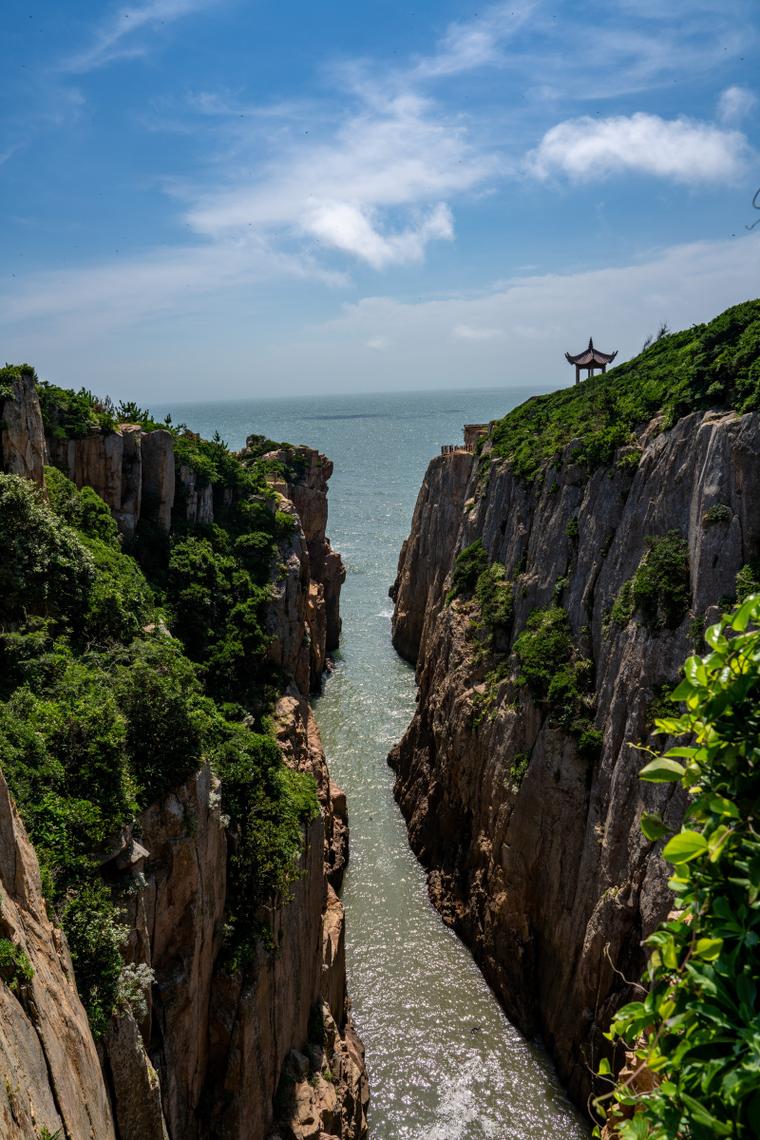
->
xmin=159 ymin=388 xmax=588 ymax=1139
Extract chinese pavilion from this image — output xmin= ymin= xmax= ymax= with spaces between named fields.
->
xmin=565 ymin=338 xmax=618 ymax=385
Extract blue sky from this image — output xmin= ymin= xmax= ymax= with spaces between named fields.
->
xmin=2 ymin=0 xmax=759 ymax=402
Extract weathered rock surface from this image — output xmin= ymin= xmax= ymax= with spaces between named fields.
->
xmin=0 ymin=771 xmax=116 ymax=1140
xmin=390 ymin=409 xmax=760 ymax=1107
xmin=0 ymin=369 xmax=47 ymax=486
xmin=0 ymin=380 xmax=363 ymax=1139
xmin=266 ymin=447 xmax=346 ymax=663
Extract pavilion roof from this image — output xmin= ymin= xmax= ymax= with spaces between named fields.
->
xmin=565 ymin=337 xmax=618 ymax=367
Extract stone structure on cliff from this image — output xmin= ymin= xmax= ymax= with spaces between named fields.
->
xmin=0 ymin=379 xmax=367 ymax=1140
xmin=390 ymin=408 xmax=760 ymax=1109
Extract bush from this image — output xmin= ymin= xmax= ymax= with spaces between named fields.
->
xmin=596 ymin=594 xmax=760 ymax=1138
xmin=0 ymin=474 xmax=94 ymax=627
xmin=215 ymin=727 xmax=319 ymax=964
xmin=446 ymin=540 xmax=489 ymax=603
xmin=631 ymin=533 xmax=690 ymax=630
xmin=612 ymin=533 xmax=691 ymax=632
xmin=475 ymin=563 xmax=514 ymax=632
xmin=60 ymin=881 xmax=127 ymax=1038
xmin=0 ymin=938 xmax=34 ymax=993
xmin=113 ymin=637 xmax=211 ymax=807
xmin=514 ymin=607 xmax=573 ymax=694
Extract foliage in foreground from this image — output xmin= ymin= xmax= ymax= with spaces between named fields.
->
xmin=596 ymin=595 xmax=760 ymax=1138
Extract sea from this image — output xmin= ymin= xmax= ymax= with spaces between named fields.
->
xmin=152 ymin=387 xmax=588 ymax=1140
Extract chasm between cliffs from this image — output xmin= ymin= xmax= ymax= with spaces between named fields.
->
xmin=176 ymin=386 xmax=588 ymax=1139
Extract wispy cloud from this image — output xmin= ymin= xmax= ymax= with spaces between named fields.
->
xmin=2 ymin=236 xmax=345 ymax=334
xmin=284 ymin=233 xmax=760 ymax=395
xmin=717 ymin=85 xmax=758 ymax=125
xmin=527 ymin=113 xmax=750 ymax=184
xmin=62 ymin=0 xmax=215 ymax=73
xmin=452 ymin=324 xmax=503 ymax=341
xmin=183 ymin=92 xmax=496 ymax=268
xmin=411 ymin=2 xmax=537 ymax=79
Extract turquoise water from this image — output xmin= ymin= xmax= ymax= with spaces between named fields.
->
xmin=154 ymin=388 xmax=588 ymax=1139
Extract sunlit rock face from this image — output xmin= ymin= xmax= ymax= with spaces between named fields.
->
xmin=0 ymin=380 xmax=365 ymax=1140
xmin=390 ymin=408 xmax=760 ymax=1107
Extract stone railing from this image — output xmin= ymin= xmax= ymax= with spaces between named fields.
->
xmin=441 ymin=442 xmax=476 ymax=456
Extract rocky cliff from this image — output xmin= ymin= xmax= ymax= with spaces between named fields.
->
xmin=0 ymin=369 xmax=367 ymax=1140
xmin=390 ymin=398 xmax=760 ymax=1107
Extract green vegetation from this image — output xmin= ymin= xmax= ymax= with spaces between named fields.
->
xmin=446 ymin=539 xmax=489 ymax=603
xmin=736 ymin=562 xmax=760 ymax=603
xmin=490 ymin=299 xmax=760 ymax=482
xmin=596 ymin=594 xmax=760 ymax=1139
xmin=509 ymin=751 xmax=530 ymax=790
xmin=474 ymin=563 xmax=514 ymax=635
xmin=514 ymin=607 xmax=601 ymax=758
xmin=611 ymin=533 xmax=691 ymax=632
xmin=0 ymin=939 xmax=34 ymax=994
xmin=0 ymin=436 xmax=318 ymax=1034
xmin=702 ymin=503 xmax=733 ymax=526
xmin=0 ymin=363 xmax=35 ymax=402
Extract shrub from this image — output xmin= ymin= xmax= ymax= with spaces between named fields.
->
xmin=0 ymin=474 xmax=94 ymax=626
xmin=702 ymin=503 xmax=733 ymax=526
xmin=631 ymin=533 xmax=690 ymax=630
xmin=215 ymin=727 xmax=319 ymax=965
xmin=113 ymin=637 xmax=211 ymax=807
xmin=612 ymin=533 xmax=690 ymax=632
xmin=596 ymin=594 xmax=760 ymax=1138
xmin=446 ymin=540 xmax=489 ymax=603
xmin=736 ymin=562 xmax=760 ymax=603
xmin=475 ymin=563 xmax=513 ymax=632
xmin=60 ymin=881 xmax=127 ymax=1038
xmin=0 ymin=939 xmax=34 ymax=993
xmin=514 ymin=607 xmax=573 ymax=694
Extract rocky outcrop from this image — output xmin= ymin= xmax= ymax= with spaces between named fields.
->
xmin=390 ymin=409 xmax=760 ymax=1107
xmin=390 ymin=449 xmax=474 ymax=663
xmin=0 ymin=771 xmax=116 ymax=1140
xmin=266 ymin=447 xmax=346 ymax=662
xmin=0 ymin=380 xmax=362 ymax=1139
xmin=46 ymin=422 xmax=177 ymax=536
xmin=0 ymin=369 xmax=47 ymax=486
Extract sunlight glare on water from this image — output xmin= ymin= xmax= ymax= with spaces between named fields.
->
xmin=154 ymin=387 xmax=589 ymax=1140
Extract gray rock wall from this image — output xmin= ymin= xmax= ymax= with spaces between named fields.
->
xmin=390 ymin=408 xmax=760 ymax=1107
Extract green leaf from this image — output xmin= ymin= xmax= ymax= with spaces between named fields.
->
xmin=694 ymin=937 xmax=723 ymax=961
xmin=598 ymin=1057 xmax=611 ymax=1075
xmin=704 ymin=622 xmax=729 ymax=651
xmin=639 ymin=756 xmax=686 ymax=782
xmin=641 ymin=811 xmax=669 ymax=841
xmin=731 ymin=595 xmax=758 ymax=631
xmin=663 ymin=829 xmax=708 ymax=864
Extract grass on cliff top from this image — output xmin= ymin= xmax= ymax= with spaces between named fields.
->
xmin=490 ymin=298 xmax=760 ymax=481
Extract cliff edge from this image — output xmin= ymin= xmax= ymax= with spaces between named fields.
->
xmin=389 ymin=300 xmax=760 ymax=1108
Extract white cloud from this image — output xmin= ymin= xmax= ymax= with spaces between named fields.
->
xmin=452 ymin=324 xmax=503 ymax=341
xmin=717 ymin=85 xmax=758 ymax=125
xmin=527 ymin=113 xmax=750 ymax=184
xmin=366 ymin=337 xmax=390 ymax=351
xmin=412 ymin=2 xmax=536 ymax=79
xmin=184 ymin=93 xmax=494 ymax=268
xmin=63 ymin=0 xmax=214 ymax=73
xmin=2 ymin=236 xmax=345 ymax=334
xmin=275 ymin=234 xmax=760 ymax=397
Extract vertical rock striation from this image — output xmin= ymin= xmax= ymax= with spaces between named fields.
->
xmin=0 ymin=379 xmax=364 ymax=1139
xmin=390 ymin=410 xmax=760 ymax=1107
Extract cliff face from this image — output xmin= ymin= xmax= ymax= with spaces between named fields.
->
xmin=390 ymin=409 xmax=760 ymax=1105
xmin=0 ymin=378 xmax=366 ymax=1140
xmin=0 ymin=771 xmax=116 ymax=1140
